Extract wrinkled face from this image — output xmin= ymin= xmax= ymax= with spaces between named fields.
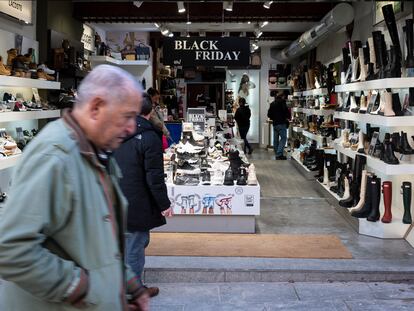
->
xmin=91 ymin=91 xmax=141 ymax=150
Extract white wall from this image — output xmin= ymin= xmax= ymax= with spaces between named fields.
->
xmin=0 ymin=2 xmax=36 ymax=41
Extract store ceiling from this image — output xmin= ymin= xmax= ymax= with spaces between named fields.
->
xmin=74 ymin=1 xmax=347 ymax=42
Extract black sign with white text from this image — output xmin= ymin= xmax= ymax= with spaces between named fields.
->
xmin=163 ymin=37 xmax=250 ymax=67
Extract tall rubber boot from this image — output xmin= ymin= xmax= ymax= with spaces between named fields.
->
xmin=351 ymin=175 xmax=374 ymax=218
xmin=339 ymin=154 xmax=366 ymax=207
xmin=341 ymin=177 xmax=351 ymax=200
xmin=406 ymin=19 xmax=414 ymax=76
xmin=402 ymin=181 xmax=412 ymax=224
xmin=381 ymin=181 xmax=393 ymax=223
xmin=367 ymin=177 xmax=381 ymax=222
xmin=372 ymin=31 xmax=385 ymax=79
xmin=382 ymin=4 xmax=402 ymax=63
xmin=385 ymin=46 xmax=401 ymax=78
xmin=392 ymin=93 xmax=403 ymax=116
xmin=350 ymin=170 xmax=368 ymax=212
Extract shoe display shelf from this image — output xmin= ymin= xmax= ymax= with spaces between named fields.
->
xmin=90 ymin=56 xmax=150 ymax=67
xmin=332 ymin=143 xmax=414 ymax=176
xmin=331 ymin=142 xmax=412 ymax=239
xmin=0 ymin=76 xmax=61 ymax=90
xmin=153 ymin=183 xmax=260 ymax=233
xmin=302 ymin=130 xmax=325 ymax=145
xmin=292 ymin=107 xmax=334 ymax=117
xmin=334 ymin=111 xmax=414 ymax=127
xmin=301 ymin=88 xmax=328 ymax=97
xmin=0 ymin=154 xmax=21 ymax=171
xmin=335 ymin=77 xmax=414 ymax=93
xmin=0 ymin=110 xmax=61 ymax=123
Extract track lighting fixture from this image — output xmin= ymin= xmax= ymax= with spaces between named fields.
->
xmin=223 ymin=1 xmax=233 ymax=12
xmin=254 ymin=28 xmax=263 ymax=38
xmin=199 ymin=31 xmax=206 ymax=37
xmin=177 ymin=2 xmax=186 ymax=13
xmin=154 ymin=23 xmax=160 ymax=28
xmin=168 ymin=32 xmax=174 ymax=37
xmin=160 ymin=25 xmax=170 ymax=36
xmin=133 ymin=1 xmax=143 ymax=8
xmin=260 ymin=21 xmax=269 ymax=28
xmin=263 ymin=1 xmax=273 ymax=9
xmin=222 ymin=31 xmax=230 ymax=37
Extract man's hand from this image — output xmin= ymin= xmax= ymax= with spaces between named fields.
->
xmin=161 ymin=207 xmax=173 ymax=217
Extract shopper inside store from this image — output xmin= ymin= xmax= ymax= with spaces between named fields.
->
xmin=1 ymin=1 xmax=414 ymax=310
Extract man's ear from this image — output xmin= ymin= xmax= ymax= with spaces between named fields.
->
xmin=88 ymin=97 xmax=106 ymax=120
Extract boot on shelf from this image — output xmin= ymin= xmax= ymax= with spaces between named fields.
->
xmin=350 ymin=170 xmax=368 ymax=212
xmin=341 ymin=177 xmax=351 ymax=201
xmin=402 ymin=181 xmax=412 ymax=224
xmin=359 ymin=95 xmax=367 ymax=114
xmin=381 ymin=181 xmax=393 ymax=223
xmin=405 ymin=19 xmax=414 ymax=77
xmin=391 ymin=132 xmax=402 ymax=153
xmin=372 ymin=31 xmax=386 ymax=79
xmin=382 ymin=4 xmax=402 ymax=64
xmin=350 ymin=94 xmax=360 ymax=113
xmin=341 ymin=47 xmax=351 ymax=84
xmin=342 ymin=130 xmax=351 ymax=148
xmin=357 ymin=130 xmax=365 ymax=153
xmin=399 ymin=131 xmax=414 ymax=154
xmin=308 ymin=69 xmax=316 ymax=89
xmin=339 ymin=154 xmax=366 ymax=208
xmin=336 ymin=93 xmax=344 ymax=111
xmin=385 ymin=46 xmax=401 ymax=78
xmin=367 ymin=176 xmax=382 ymax=222
xmin=378 ymin=91 xmax=395 ymax=116
xmin=367 ymin=37 xmax=377 ymax=78
xmin=392 ymin=93 xmax=403 ymax=116
xmin=351 ymin=174 xmax=375 ymax=218
xmin=305 ymin=71 xmax=311 ymax=90
xmin=0 ymin=56 xmax=11 ymax=76
xmin=382 ymin=133 xmax=399 ymax=165
xmin=357 ymin=48 xmax=367 ymax=81
xmin=322 ymin=166 xmax=329 ymax=185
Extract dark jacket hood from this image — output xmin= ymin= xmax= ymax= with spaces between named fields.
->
xmin=136 ymin=115 xmax=162 ymax=135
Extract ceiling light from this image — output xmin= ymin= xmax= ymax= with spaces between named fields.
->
xmin=260 ymin=21 xmax=269 ymax=28
xmin=160 ymin=26 xmax=170 ymax=36
xmin=177 ymin=2 xmax=186 ymax=13
xmin=199 ymin=31 xmax=206 ymax=37
xmin=154 ymin=23 xmax=160 ymax=28
xmin=247 ymin=21 xmax=251 ymax=24
xmin=186 ymin=32 xmax=190 ymax=38
xmin=222 ymin=31 xmax=230 ymax=37
xmin=133 ymin=1 xmax=143 ymax=8
xmin=168 ymin=32 xmax=174 ymax=37
xmin=254 ymin=28 xmax=263 ymax=38
xmin=223 ymin=1 xmax=233 ymax=12
xmin=186 ymin=21 xmax=192 ymax=25
xmin=263 ymin=1 xmax=273 ymax=9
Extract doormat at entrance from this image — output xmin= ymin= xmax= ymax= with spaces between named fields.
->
xmin=146 ymin=233 xmax=353 ymax=259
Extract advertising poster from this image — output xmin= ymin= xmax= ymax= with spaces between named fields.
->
xmin=187 ymin=108 xmax=206 ymax=133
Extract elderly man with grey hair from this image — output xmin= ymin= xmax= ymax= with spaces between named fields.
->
xmin=0 ymin=65 xmax=150 ymax=311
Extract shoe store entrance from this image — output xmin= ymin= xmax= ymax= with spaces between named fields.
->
xmin=186 ymin=82 xmax=224 ymax=114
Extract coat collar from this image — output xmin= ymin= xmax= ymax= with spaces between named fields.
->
xmin=62 ymin=109 xmax=105 ymax=171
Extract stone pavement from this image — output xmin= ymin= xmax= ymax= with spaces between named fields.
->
xmin=149 ymin=281 xmax=414 ymax=311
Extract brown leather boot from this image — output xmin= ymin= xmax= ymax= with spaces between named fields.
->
xmin=37 ymin=69 xmax=55 ymax=81
xmin=144 ymin=286 xmax=159 ymax=298
xmin=0 ymin=56 xmax=11 ymax=76
xmin=7 ymin=48 xmax=17 ymax=68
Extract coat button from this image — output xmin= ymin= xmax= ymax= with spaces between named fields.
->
xmin=103 ymin=215 xmax=111 ymax=222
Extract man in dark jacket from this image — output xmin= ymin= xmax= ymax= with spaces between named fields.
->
xmin=235 ymin=97 xmax=253 ymax=154
xmin=114 ymin=93 xmax=172 ymax=298
xmin=267 ymin=92 xmax=290 ymax=160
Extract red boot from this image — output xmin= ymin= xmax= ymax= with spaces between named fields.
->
xmin=381 ymin=181 xmax=392 ymax=223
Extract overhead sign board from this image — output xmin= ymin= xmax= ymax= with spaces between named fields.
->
xmin=163 ymin=37 xmax=250 ymax=67
xmin=81 ymin=24 xmax=94 ymax=52
xmin=0 ymin=0 xmax=32 ymax=24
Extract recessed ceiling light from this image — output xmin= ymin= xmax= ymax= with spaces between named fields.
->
xmin=186 ymin=21 xmax=192 ymax=25
xmin=223 ymin=1 xmax=233 ymax=12
xmin=254 ymin=28 xmax=263 ymax=38
xmin=263 ymin=1 xmax=273 ymax=9
xmin=247 ymin=21 xmax=251 ymax=24
xmin=168 ymin=32 xmax=174 ymax=37
xmin=154 ymin=23 xmax=160 ymax=28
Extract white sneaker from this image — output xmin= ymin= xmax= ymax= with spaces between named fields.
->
xmin=192 ymin=131 xmax=205 ymax=141
xmin=211 ymin=169 xmax=224 ymax=185
xmin=247 ymin=164 xmax=258 ymax=185
xmin=38 ymin=64 xmax=55 ymax=75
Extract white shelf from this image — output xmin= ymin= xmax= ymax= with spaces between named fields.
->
xmin=0 ymin=76 xmax=61 ymax=89
xmin=334 ymin=111 xmax=414 ymax=127
xmin=0 ymin=110 xmax=61 ymax=123
xmin=302 ymin=130 xmax=324 ymax=144
xmin=90 ymin=56 xmax=150 ymax=67
xmin=302 ymin=108 xmax=335 ymax=116
xmin=335 ymin=77 xmax=414 ymax=93
xmin=292 ymin=126 xmax=304 ymax=133
xmin=0 ymin=154 xmax=21 ymax=170
xmin=302 ymin=88 xmax=328 ymax=96
xmin=333 ymin=143 xmax=414 ymax=175
xmin=319 ymin=181 xmax=342 ymax=201
xmin=292 ymin=107 xmax=303 ymax=113
xmin=359 ymin=216 xmax=411 ymax=239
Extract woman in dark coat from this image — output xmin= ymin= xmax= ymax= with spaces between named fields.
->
xmin=235 ymin=97 xmax=253 ymax=154
xmin=114 ymin=93 xmax=172 ymax=298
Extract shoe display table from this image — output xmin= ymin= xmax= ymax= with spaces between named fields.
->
xmin=153 ymin=183 xmax=260 ymax=233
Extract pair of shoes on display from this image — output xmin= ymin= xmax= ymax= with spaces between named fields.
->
xmin=201 ymin=170 xmax=211 ymax=185
xmin=176 ymin=141 xmax=203 ymax=154
xmin=176 ymin=160 xmax=201 ymax=175
xmin=174 ymin=174 xmax=200 ymax=186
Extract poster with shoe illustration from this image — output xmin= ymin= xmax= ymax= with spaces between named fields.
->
xmin=106 ymin=31 xmax=151 ymax=60
xmin=167 ymin=184 xmax=260 ymax=215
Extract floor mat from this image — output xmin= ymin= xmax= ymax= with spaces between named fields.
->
xmin=146 ymin=233 xmax=353 ymax=259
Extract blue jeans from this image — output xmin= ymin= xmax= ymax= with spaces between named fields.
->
xmin=273 ymin=124 xmax=287 ymax=157
xmin=126 ymin=231 xmax=150 ymax=286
